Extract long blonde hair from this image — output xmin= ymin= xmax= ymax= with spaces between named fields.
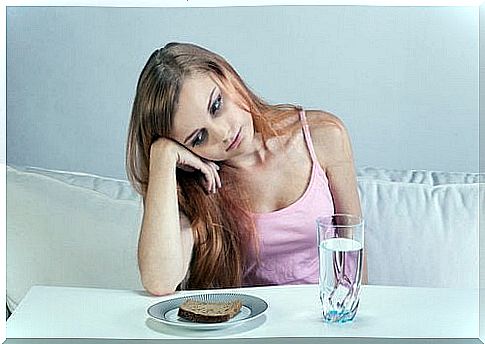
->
xmin=126 ymin=42 xmax=299 ymax=289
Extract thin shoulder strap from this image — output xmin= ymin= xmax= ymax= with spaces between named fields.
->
xmin=298 ymin=107 xmax=319 ymax=163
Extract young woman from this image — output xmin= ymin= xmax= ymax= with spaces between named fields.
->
xmin=126 ymin=42 xmax=367 ymax=296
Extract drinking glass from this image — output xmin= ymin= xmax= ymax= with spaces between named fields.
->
xmin=316 ymin=214 xmax=364 ymax=323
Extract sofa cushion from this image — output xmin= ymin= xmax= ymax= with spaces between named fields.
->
xmin=357 ymin=166 xmax=482 ymax=185
xmin=6 ymin=165 xmax=144 ymax=312
xmin=357 ymin=170 xmax=481 ymax=288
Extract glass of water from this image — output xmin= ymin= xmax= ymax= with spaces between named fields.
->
xmin=316 ymin=214 xmax=364 ymax=323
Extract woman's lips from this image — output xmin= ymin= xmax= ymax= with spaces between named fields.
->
xmin=226 ymin=128 xmax=242 ymax=151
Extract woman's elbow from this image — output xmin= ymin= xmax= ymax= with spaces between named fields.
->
xmin=141 ymin=277 xmax=178 ymax=296
xmin=143 ymin=282 xmax=177 ymax=296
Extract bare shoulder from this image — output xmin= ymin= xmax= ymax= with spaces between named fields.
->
xmin=304 ymin=110 xmax=354 ymax=167
xmin=305 ymin=109 xmax=347 ymax=137
xmin=271 ymin=108 xmax=344 ymax=140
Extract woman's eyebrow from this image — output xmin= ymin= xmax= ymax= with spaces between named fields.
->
xmin=183 ymin=86 xmax=216 ymax=144
xmin=184 ymin=129 xmax=199 ymax=144
xmin=207 ymin=86 xmax=216 ymax=112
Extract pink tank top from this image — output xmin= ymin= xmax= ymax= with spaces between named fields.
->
xmin=243 ymin=108 xmax=335 ymax=286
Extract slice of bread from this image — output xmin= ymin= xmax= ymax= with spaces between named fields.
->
xmin=177 ymin=299 xmax=243 ymax=323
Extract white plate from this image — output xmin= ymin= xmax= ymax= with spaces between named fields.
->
xmin=147 ymin=292 xmax=268 ymax=330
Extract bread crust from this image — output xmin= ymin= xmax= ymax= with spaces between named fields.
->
xmin=177 ymin=299 xmax=243 ymax=323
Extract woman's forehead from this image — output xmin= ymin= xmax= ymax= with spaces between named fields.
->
xmin=178 ymin=75 xmax=217 ymax=114
xmin=170 ymin=75 xmax=217 ymax=139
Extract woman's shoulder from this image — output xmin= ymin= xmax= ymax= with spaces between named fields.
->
xmin=270 ymin=107 xmax=344 ymax=134
xmin=268 ymin=108 xmax=350 ymax=162
xmin=304 ymin=109 xmax=353 ymax=165
xmin=305 ymin=109 xmax=346 ymax=134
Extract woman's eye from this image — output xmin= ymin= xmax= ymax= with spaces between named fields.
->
xmin=192 ymin=129 xmax=207 ymax=147
xmin=210 ymin=94 xmax=223 ymax=115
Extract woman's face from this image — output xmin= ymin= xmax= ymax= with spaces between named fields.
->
xmin=170 ymin=73 xmax=254 ymax=161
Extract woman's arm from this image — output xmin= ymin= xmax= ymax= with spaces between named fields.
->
xmin=138 ymin=138 xmax=220 ymax=295
xmin=138 ymin=141 xmax=193 ymax=296
xmin=309 ymin=111 xmax=369 ymax=284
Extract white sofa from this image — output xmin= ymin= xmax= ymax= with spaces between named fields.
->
xmin=6 ymin=164 xmax=483 ymax=316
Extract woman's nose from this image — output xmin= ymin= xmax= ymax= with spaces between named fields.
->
xmin=211 ymin=121 xmax=231 ymax=144
xmin=222 ymin=130 xmax=232 ymax=144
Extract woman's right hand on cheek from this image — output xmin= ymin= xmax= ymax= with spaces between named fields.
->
xmin=150 ymin=138 xmax=222 ymax=194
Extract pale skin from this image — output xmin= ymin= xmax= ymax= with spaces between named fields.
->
xmin=138 ymin=73 xmax=368 ymax=296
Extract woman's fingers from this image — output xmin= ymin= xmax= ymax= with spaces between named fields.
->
xmin=196 ymin=163 xmax=214 ymax=194
xmin=175 ymin=148 xmax=221 ymax=194
xmin=207 ymin=161 xmax=222 ymax=189
xmin=201 ymin=160 xmax=220 ymax=193
xmin=200 ymin=161 xmax=222 ymax=194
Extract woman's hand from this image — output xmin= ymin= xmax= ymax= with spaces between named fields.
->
xmin=150 ymin=138 xmax=222 ymax=194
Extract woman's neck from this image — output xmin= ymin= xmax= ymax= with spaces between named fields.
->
xmin=223 ymin=132 xmax=274 ymax=171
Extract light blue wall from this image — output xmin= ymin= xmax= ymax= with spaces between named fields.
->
xmin=7 ymin=6 xmax=478 ymax=179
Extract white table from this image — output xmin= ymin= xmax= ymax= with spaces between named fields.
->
xmin=6 ymin=284 xmax=478 ymax=340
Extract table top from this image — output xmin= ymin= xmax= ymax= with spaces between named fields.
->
xmin=6 ymin=284 xmax=478 ymax=339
